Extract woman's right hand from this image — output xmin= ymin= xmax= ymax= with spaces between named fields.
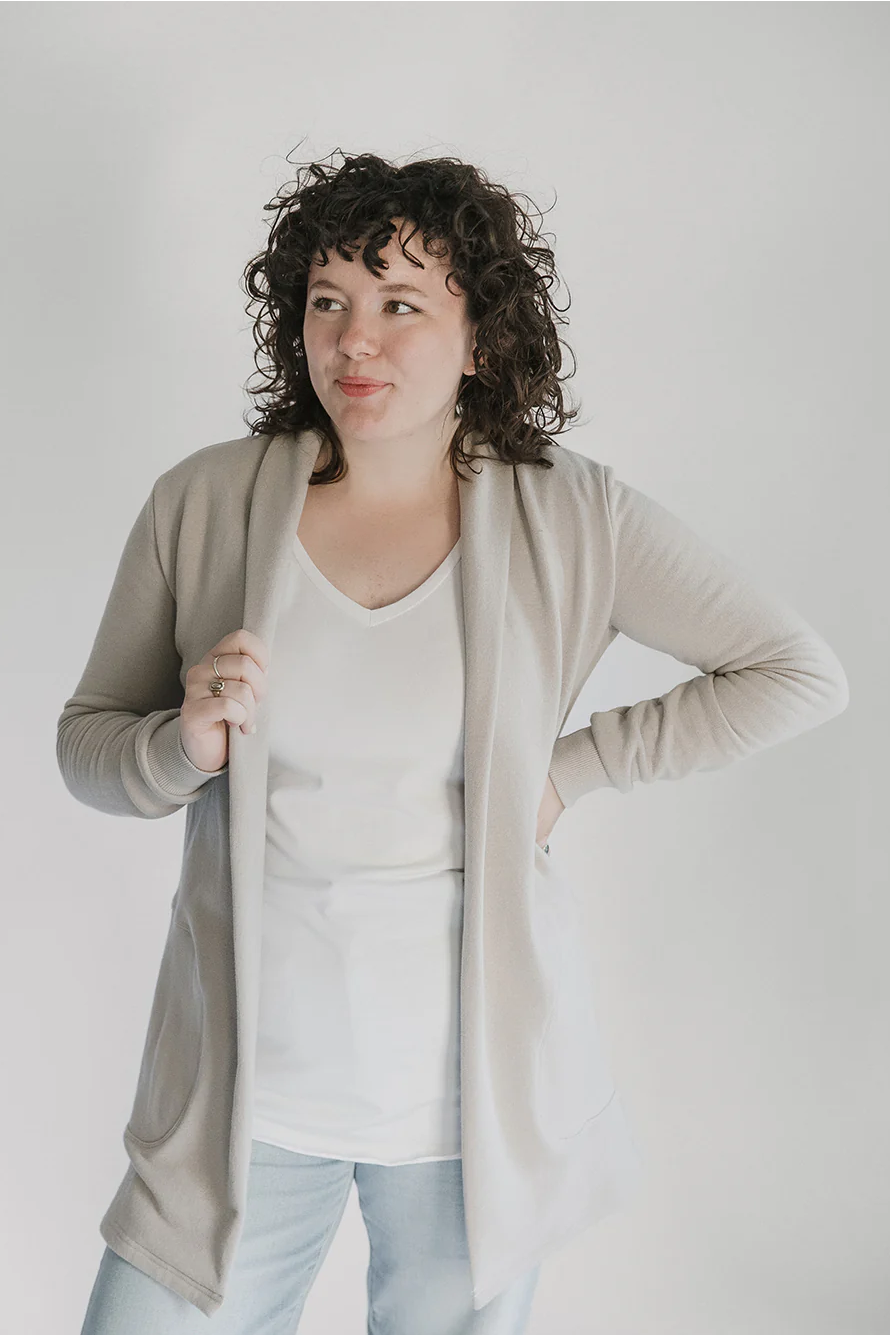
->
xmin=178 ymin=629 xmax=270 ymax=773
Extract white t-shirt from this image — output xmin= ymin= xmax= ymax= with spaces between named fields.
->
xmin=252 ymin=529 xmax=466 ymax=1165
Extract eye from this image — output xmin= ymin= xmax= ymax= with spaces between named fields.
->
xmin=309 ymin=296 xmax=419 ymax=315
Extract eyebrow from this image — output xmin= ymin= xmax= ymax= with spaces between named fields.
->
xmin=308 ymin=278 xmax=429 ymax=298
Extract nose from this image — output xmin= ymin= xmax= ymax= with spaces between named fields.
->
xmin=334 ymin=312 xmax=388 ymax=359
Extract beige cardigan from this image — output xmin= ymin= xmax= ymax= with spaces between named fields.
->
xmin=57 ymin=427 xmax=849 ymax=1314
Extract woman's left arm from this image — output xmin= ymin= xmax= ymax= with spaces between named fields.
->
xmin=547 ymin=464 xmax=850 ymax=812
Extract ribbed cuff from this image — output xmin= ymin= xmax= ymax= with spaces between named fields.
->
xmin=144 ymin=715 xmax=228 ymax=797
xmin=547 ymin=726 xmax=612 ymax=810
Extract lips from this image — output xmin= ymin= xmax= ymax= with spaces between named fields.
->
xmin=337 ymin=380 xmax=389 ymax=398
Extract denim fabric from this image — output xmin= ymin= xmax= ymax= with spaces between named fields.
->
xmin=81 ymin=1138 xmax=541 ymax=1333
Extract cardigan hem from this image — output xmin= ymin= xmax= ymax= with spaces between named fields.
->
xmin=98 ymin=1216 xmax=223 ymax=1316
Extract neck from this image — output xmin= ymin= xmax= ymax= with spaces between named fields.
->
xmin=316 ymin=422 xmax=460 ymax=512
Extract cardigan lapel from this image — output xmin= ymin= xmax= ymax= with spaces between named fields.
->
xmin=224 ymin=426 xmax=515 ymax=1216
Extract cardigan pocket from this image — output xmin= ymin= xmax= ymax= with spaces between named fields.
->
xmin=532 ymin=847 xmax=616 ymax=1140
xmin=124 ymin=913 xmax=204 ymax=1147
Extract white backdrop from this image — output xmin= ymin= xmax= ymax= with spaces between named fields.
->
xmin=1 ymin=4 xmax=885 ymax=1333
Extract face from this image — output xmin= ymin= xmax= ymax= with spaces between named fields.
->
xmin=302 ymin=217 xmax=478 ymax=450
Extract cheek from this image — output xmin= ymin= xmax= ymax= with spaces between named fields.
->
xmin=397 ymin=330 xmax=454 ymax=371
xmin=302 ymin=321 xmax=319 ymax=354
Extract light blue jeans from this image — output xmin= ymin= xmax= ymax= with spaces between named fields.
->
xmin=80 ymin=1138 xmax=541 ymax=1333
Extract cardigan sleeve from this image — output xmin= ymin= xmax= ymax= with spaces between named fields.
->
xmin=547 ymin=464 xmax=850 ymax=810
xmin=56 ymin=483 xmax=229 ymax=820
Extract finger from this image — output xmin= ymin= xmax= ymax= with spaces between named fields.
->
xmin=214 ymin=630 xmax=270 ymax=676
xmin=208 ymin=654 xmax=267 ymax=700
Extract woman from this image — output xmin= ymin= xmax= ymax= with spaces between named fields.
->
xmin=61 ymin=151 xmax=849 ymax=1334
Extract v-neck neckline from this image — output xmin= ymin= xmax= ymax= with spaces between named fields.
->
xmin=292 ymin=533 xmax=462 ymax=628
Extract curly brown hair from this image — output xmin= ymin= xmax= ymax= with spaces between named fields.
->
xmin=240 ymin=146 xmax=583 ymax=484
